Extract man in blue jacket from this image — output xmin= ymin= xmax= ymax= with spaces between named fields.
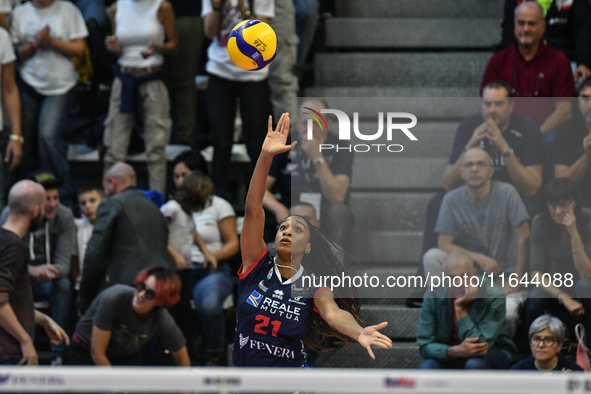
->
xmin=417 ymin=251 xmax=516 ymax=369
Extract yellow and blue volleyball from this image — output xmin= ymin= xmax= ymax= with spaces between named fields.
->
xmin=228 ymin=20 xmax=278 ymax=71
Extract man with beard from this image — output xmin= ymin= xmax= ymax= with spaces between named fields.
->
xmin=417 ymin=251 xmax=516 ymax=370
xmin=0 ymin=180 xmax=69 ymax=365
xmin=555 ymin=77 xmax=591 ymax=207
xmin=444 ymin=81 xmax=544 ymax=208
xmin=0 ymin=170 xmax=77 ymax=365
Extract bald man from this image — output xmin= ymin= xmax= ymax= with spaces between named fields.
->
xmin=417 ymin=251 xmax=516 ymax=370
xmin=422 ymin=148 xmax=530 ymax=336
xmin=77 ymin=163 xmax=174 ymax=313
xmin=0 ymin=181 xmax=68 ymax=365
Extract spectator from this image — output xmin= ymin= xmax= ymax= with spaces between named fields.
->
xmin=65 ymin=266 xmax=190 ymax=366
xmin=202 ymin=0 xmax=274 ymax=199
xmin=73 ymin=183 xmax=104 ymax=291
xmin=269 ymin=0 xmax=298 ymax=120
xmin=482 ymin=1 xmax=575 ymax=182
xmin=171 ymin=150 xmax=210 ymax=188
xmin=168 ymin=0 xmax=203 ymax=146
xmin=264 ymin=99 xmax=354 ymax=251
xmin=526 ymin=178 xmax=591 ymax=336
xmin=161 ymin=170 xmax=214 ymax=362
xmin=417 ymin=251 xmax=516 ymax=370
xmin=512 ymin=315 xmax=583 ymax=371
xmin=11 ymin=0 xmax=88 ymax=203
xmin=444 ymin=81 xmax=544 ymax=206
xmin=1 ymin=170 xmax=77 ymax=365
xmin=501 ymin=0 xmax=591 ymax=82
xmin=555 ymin=76 xmax=591 ymax=207
xmin=188 ymin=171 xmax=239 ymax=366
xmin=103 ymin=0 xmax=178 ymax=194
xmin=422 ymin=148 xmax=530 ymax=336
xmin=418 ymin=81 xmax=543 ymax=271
xmin=77 ymin=163 xmax=175 ymax=313
xmin=0 ymin=23 xmax=23 ymax=174
xmin=0 ymin=180 xmax=69 ymax=365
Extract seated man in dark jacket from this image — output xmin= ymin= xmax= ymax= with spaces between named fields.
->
xmin=77 ymin=163 xmax=174 ymax=313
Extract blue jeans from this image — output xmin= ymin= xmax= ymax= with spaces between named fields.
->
xmin=31 ymin=276 xmax=72 ymax=357
xmin=418 ymin=349 xmax=511 ymax=370
xmin=293 ymin=0 xmax=319 ymax=78
xmin=75 ymin=0 xmax=108 ymax=29
xmin=19 ymin=79 xmax=74 ymax=202
xmin=191 ymin=263 xmax=234 ymax=353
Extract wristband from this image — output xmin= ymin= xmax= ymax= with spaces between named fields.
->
xmin=557 ymin=291 xmax=563 ymax=300
xmin=30 ymin=42 xmax=39 ymax=52
xmin=9 ymin=134 xmax=24 ymax=143
xmin=573 ymin=244 xmax=585 ymax=254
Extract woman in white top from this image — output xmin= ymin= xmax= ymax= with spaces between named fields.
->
xmin=11 ymin=0 xmax=88 ymax=202
xmin=103 ymin=0 xmax=177 ymax=194
xmin=172 ymin=154 xmax=239 ymax=366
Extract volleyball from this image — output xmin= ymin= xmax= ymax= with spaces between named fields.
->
xmin=227 ymin=19 xmax=278 ymax=71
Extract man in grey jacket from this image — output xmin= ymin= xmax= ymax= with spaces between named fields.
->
xmin=77 ymin=163 xmax=174 ymax=313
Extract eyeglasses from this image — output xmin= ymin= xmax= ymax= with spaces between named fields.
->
xmin=461 ymin=161 xmax=489 ymax=170
xmin=531 ymin=336 xmax=557 ymax=347
xmin=547 ymin=201 xmax=574 ymax=210
xmin=135 ymin=282 xmax=156 ymax=301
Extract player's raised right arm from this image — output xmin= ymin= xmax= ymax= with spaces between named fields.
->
xmin=241 ymin=114 xmax=294 ymax=273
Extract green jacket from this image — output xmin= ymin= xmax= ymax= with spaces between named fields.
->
xmin=416 ymin=277 xmax=516 ymax=362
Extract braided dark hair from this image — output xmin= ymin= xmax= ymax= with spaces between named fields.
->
xmin=288 ymin=215 xmax=361 ymax=352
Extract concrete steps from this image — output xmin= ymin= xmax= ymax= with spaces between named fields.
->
xmin=360 ymin=305 xmax=421 ymax=340
xmin=326 ymin=18 xmax=500 ymax=49
xmin=348 ymin=268 xmax=421 ymax=302
xmin=315 ymin=52 xmax=492 ymax=88
xmin=316 ymin=343 xmax=422 ymax=368
xmin=347 ymin=122 xmax=456 ymax=157
xmin=303 ymin=96 xmax=481 ymax=120
xmin=350 ymin=157 xmax=446 ymax=190
xmin=350 ymin=192 xmax=435 ymax=230
xmin=306 ymin=86 xmax=479 ymax=97
xmin=335 ymin=0 xmax=503 ymax=18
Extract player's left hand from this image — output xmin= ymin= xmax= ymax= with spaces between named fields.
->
xmin=357 ymin=322 xmax=392 ymax=359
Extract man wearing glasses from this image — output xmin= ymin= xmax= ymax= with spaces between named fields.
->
xmin=422 ymin=148 xmax=531 ymax=336
xmin=555 ymin=77 xmax=591 ymax=207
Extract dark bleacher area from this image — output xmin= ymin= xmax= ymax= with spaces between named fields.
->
xmin=308 ymin=0 xmax=504 ymax=368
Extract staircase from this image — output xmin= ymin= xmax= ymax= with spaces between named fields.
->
xmin=310 ymin=0 xmax=504 ymax=368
